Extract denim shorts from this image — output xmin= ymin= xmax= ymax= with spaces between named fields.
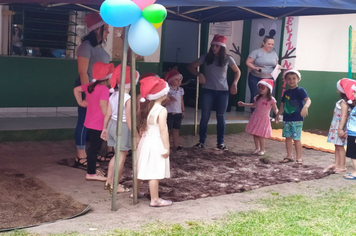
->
xmin=282 ymin=121 xmax=303 ymax=140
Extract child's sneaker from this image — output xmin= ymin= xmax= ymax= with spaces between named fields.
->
xmin=193 ymin=143 xmax=204 ymax=148
xmin=216 ymin=144 xmax=228 ymax=150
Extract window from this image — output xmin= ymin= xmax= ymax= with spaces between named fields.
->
xmin=9 ymin=5 xmax=78 ymax=58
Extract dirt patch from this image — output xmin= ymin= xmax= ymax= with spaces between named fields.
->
xmin=0 ymin=169 xmax=89 ymax=231
xmin=119 ymin=148 xmax=331 ymax=202
xmin=58 ymin=137 xmax=332 ymax=203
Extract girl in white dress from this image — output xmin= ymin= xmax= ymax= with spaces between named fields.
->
xmin=136 ymin=76 xmax=172 ymax=207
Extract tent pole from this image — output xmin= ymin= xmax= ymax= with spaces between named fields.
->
xmin=195 ymin=22 xmax=201 ymax=136
xmin=237 ymin=6 xmax=276 ymax=20
xmin=182 ymin=6 xmax=218 ymax=15
xmin=277 ymin=8 xmax=309 ymax=19
xmin=166 ymin=9 xmax=198 ymax=22
xmin=75 ymin=3 xmax=98 ymax=12
xmin=111 ymin=25 xmax=129 ymax=211
xmin=130 ymin=50 xmax=138 ymax=205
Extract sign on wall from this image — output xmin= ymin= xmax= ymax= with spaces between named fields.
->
xmin=210 ymin=22 xmax=232 ymax=36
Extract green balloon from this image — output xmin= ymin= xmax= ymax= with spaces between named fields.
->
xmin=142 ymin=4 xmax=167 ymax=24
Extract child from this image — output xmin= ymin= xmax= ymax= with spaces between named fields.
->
xmin=325 ymin=79 xmax=353 ymax=173
xmin=164 ymin=69 xmax=185 ymax=151
xmin=275 ymin=69 xmax=311 ymax=165
xmin=343 ymin=81 xmax=356 ymax=179
xmin=238 ymin=79 xmax=278 ymax=155
xmin=73 ymin=61 xmax=112 ymax=181
xmin=136 ymin=76 xmax=172 ymax=207
xmin=101 ymin=64 xmax=139 ymax=193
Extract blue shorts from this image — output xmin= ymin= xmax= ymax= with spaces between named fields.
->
xmin=282 ymin=121 xmax=303 ymax=140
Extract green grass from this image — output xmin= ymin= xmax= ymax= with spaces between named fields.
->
xmin=3 ymin=188 xmax=356 ymax=236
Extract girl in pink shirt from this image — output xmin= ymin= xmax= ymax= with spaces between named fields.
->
xmin=74 ymin=62 xmax=112 ymax=182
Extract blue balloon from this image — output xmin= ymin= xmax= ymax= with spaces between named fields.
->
xmin=128 ymin=17 xmax=159 ymax=56
xmin=100 ymin=0 xmax=142 ymax=27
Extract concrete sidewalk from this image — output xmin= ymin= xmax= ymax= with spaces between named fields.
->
xmin=0 ymin=106 xmax=250 ymax=141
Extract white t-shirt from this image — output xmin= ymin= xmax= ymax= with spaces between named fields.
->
xmin=109 ymin=91 xmax=131 ymax=122
xmin=166 ymin=86 xmax=184 ymax=113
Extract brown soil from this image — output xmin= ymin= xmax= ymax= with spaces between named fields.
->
xmin=121 ymin=148 xmax=331 ymax=202
xmin=0 ymin=169 xmax=89 ymax=231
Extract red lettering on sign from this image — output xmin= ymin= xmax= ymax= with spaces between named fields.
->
xmin=286 ymin=17 xmax=294 ymax=25
xmin=287 ymin=33 xmax=292 ymax=42
xmin=286 ymin=25 xmax=293 ymax=34
xmin=283 ymin=60 xmax=292 ymax=70
xmin=285 ymin=41 xmax=294 ymax=50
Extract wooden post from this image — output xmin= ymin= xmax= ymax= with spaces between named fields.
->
xmin=111 ymin=25 xmax=129 ymax=211
xmin=194 ymin=23 xmax=201 ymax=136
xmin=130 ymin=50 xmax=138 ymax=205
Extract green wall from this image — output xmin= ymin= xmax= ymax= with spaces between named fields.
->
xmin=0 ymin=58 xmax=348 ymax=131
xmin=0 ymin=56 xmax=78 ymax=107
xmin=0 ymin=56 xmax=159 ymax=107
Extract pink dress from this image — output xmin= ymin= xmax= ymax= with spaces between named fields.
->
xmin=246 ymin=96 xmax=276 ymax=138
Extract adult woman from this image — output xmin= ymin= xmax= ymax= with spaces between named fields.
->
xmin=246 ymin=36 xmax=279 ymax=111
xmin=188 ymin=34 xmax=241 ymax=150
xmin=74 ymin=12 xmax=111 ymax=168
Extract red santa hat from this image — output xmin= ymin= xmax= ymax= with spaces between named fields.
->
xmin=211 ymin=34 xmax=226 ymax=48
xmin=164 ymin=69 xmax=183 ymax=83
xmin=85 ymin=12 xmax=105 ymax=33
xmin=92 ymin=62 xmax=114 ymax=82
xmin=337 ymin=78 xmax=356 ymax=104
xmin=140 ymin=72 xmax=160 ymax=79
xmin=109 ymin=64 xmax=140 ymax=93
xmin=284 ymin=69 xmax=302 ymax=80
xmin=257 ymin=79 xmax=274 ymax=92
xmin=140 ymin=76 xmax=169 ymax=102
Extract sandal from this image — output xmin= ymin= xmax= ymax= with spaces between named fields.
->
xmin=295 ymin=159 xmax=303 ymax=165
xmin=149 ymin=198 xmax=173 ymax=207
xmin=279 ymin=157 xmax=294 ymax=163
xmin=108 ymin=184 xmax=130 ymax=194
xmin=216 ymin=144 xmax=228 ymax=150
xmin=74 ymin=157 xmax=99 ymax=168
xmin=251 ymin=149 xmax=260 ymax=155
xmin=257 ymin=150 xmax=265 ymax=156
xmin=97 ymin=152 xmax=114 ymax=162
